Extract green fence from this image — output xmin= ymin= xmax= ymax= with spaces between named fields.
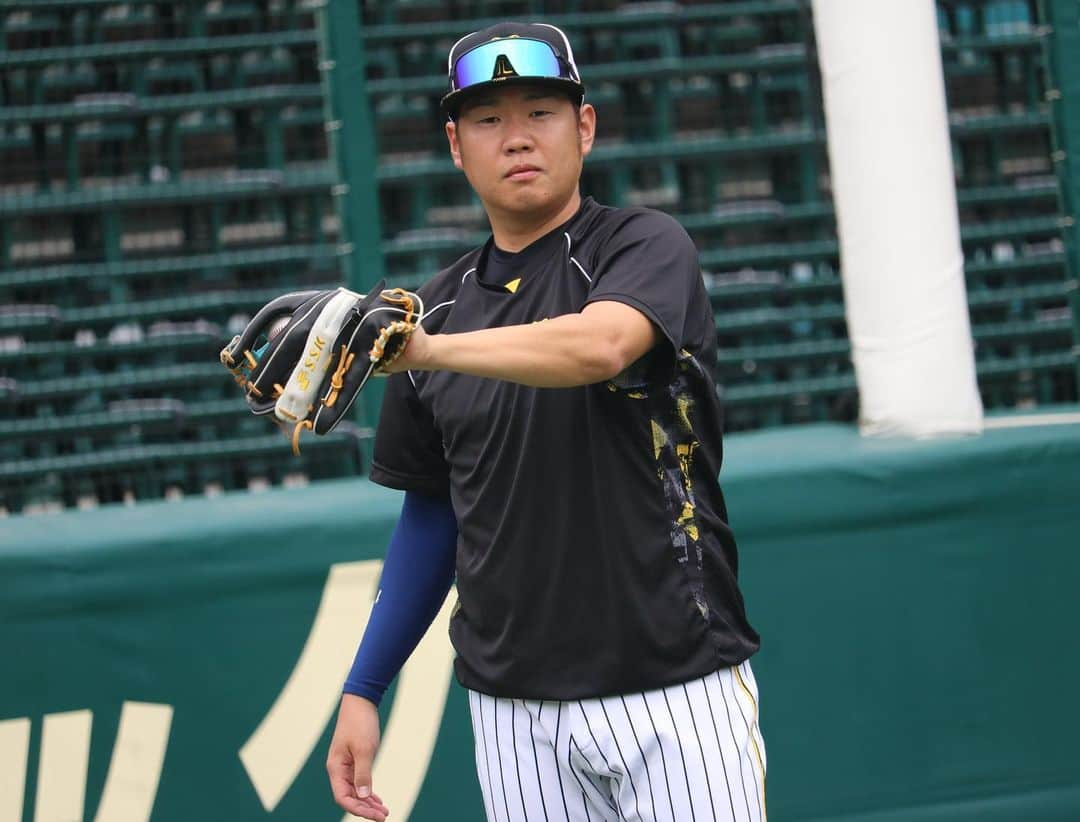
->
xmin=3 ymin=412 xmax=1080 ymax=821
xmin=1043 ymin=0 xmax=1080 ymax=381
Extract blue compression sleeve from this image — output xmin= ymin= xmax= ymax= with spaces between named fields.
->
xmin=343 ymin=490 xmax=458 ymax=705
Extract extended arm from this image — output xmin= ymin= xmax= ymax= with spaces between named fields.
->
xmin=387 ymin=300 xmax=659 ymax=388
xmin=343 ymin=490 xmax=458 ymax=703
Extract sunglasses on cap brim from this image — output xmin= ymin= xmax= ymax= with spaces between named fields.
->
xmin=451 ymin=38 xmax=574 ymax=92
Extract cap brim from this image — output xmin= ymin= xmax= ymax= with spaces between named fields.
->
xmin=441 ymin=77 xmax=585 ymax=119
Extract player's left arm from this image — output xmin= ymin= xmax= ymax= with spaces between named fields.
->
xmin=385 ymin=300 xmax=659 ymax=388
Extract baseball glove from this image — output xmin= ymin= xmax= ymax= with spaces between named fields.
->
xmin=220 ymin=281 xmax=423 ymax=454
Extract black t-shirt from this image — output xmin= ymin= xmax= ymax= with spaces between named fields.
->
xmin=481 ymin=243 xmax=521 ymax=290
xmin=371 ymin=197 xmax=759 ymax=700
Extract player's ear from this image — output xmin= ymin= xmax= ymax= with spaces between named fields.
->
xmin=445 ymin=120 xmax=464 ymax=170
xmin=577 ymin=103 xmax=596 ymax=158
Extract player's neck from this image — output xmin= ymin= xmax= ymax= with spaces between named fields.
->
xmin=488 ymin=190 xmax=582 ymax=253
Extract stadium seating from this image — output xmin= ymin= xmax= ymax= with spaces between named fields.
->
xmin=0 ymin=0 xmax=360 ymax=514
xmin=1 ymin=0 xmax=1076 ymax=514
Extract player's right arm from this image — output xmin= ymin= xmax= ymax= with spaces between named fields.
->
xmin=386 ymin=211 xmax=701 ymax=389
xmin=326 ymin=489 xmax=458 ymax=820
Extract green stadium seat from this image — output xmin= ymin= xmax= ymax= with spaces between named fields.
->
xmin=0 ymin=30 xmax=319 ymax=72
xmin=722 ymin=372 xmax=856 ymax=407
xmin=0 ymin=166 xmax=335 ymax=215
xmin=717 ymin=338 xmax=851 ymax=371
xmin=50 ymin=288 xmax=295 ymax=331
xmin=701 ymin=238 xmax=838 ymax=272
xmin=0 ymin=243 xmax=340 ymax=291
xmin=0 ymin=29 xmax=320 ymax=110
xmin=0 ymin=84 xmax=325 ymax=127
xmin=2 ymin=9 xmax=64 ymax=40
xmin=715 ymin=317 xmax=1074 ymax=394
xmin=718 ymin=346 xmax=1074 ymax=433
xmin=13 ymin=363 xmax=229 ymax=403
xmin=0 ymin=400 xmax=186 ymax=442
xmin=0 ymin=305 xmax=61 ymax=337
xmin=0 ymin=167 xmax=338 ymax=272
xmin=0 ymin=330 xmax=222 ymax=379
xmin=0 ymin=427 xmax=369 ymax=512
xmin=715 ymin=303 xmax=848 ymax=337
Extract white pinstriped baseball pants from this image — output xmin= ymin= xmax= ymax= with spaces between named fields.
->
xmin=467 ymin=660 xmax=767 ymax=822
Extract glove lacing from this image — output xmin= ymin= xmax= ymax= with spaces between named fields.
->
xmin=291 ymin=420 xmax=313 ymax=457
xmin=325 ymin=346 xmax=356 ymax=408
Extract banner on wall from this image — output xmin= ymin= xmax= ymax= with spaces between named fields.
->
xmin=4 ymin=421 xmax=1080 ymax=821
xmin=0 ymin=483 xmax=486 ymax=822
xmin=1 ymin=559 xmax=460 ymax=822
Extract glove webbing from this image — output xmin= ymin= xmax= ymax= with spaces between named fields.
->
xmin=225 ymin=347 xmax=266 ymax=395
xmin=369 ymin=289 xmax=417 ymax=366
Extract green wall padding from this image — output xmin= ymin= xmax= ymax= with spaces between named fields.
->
xmin=2 ymin=412 xmax=1079 ymax=821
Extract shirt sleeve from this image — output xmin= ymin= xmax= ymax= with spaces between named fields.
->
xmin=369 ymin=372 xmax=451 ymax=497
xmin=583 ymin=209 xmax=703 ymax=353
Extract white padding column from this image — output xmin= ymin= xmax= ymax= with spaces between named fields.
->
xmin=812 ymin=0 xmax=983 ymax=436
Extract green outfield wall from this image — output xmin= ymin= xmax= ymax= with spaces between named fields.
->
xmin=2 ymin=413 xmax=1080 ymax=822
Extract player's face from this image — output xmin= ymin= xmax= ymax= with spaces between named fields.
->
xmin=446 ymin=85 xmax=596 ymax=224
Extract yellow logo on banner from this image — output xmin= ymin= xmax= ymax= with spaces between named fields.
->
xmin=0 ymin=703 xmax=173 ymax=822
xmin=0 ymin=563 xmax=453 ymax=822
xmin=238 ymin=561 xmax=457 ymax=822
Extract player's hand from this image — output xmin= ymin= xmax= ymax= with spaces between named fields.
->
xmin=327 ymin=694 xmax=390 ymax=820
xmin=381 ymin=324 xmax=432 ymax=374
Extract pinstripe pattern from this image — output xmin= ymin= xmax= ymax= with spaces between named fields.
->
xmin=494 ymin=697 xmax=512 ymax=821
xmin=527 ymin=705 xmax=553 ymax=821
xmin=469 ymin=691 xmax=499 ymax=822
xmin=639 ymin=690 xmax=677 ymax=820
xmin=707 ymin=672 xmax=753 ymax=822
xmin=616 ymin=695 xmax=659 ymax=820
xmin=466 ymin=664 xmax=766 ymax=821
xmin=660 ymin=688 xmax=698 ymax=822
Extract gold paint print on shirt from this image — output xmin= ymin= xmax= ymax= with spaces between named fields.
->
xmin=676 ymin=394 xmax=694 ymax=431
xmin=651 ymin=419 xmax=668 ymax=462
xmin=677 ymin=499 xmax=700 ymax=542
xmin=646 ymin=350 xmax=708 ymax=618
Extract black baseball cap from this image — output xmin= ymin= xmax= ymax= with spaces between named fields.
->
xmin=441 ymin=22 xmax=585 ymax=120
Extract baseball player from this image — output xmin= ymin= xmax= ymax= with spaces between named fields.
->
xmin=326 ymin=22 xmax=765 ymax=822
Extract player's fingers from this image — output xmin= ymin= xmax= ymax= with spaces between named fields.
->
xmin=351 ymin=740 xmax=377 ymax=804
xmin=342 ymin=801 xmax=388 ymax=821
xmin=327 ymin=748 xmax=364 ymax=807
xmin=354 ymin=795 xmax=390 ymax=820
xmin=329 ymin=771 xmax=387 ymax=819
xmin=337 ymin=797 xmax=387 ymax=821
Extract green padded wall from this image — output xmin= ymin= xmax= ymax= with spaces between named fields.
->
xmin=2 ymin=414 xmax=1079 ymax=821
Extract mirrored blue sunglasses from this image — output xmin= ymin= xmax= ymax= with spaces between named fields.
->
xmin=451 ymin=38 xmax=569 ymax=92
